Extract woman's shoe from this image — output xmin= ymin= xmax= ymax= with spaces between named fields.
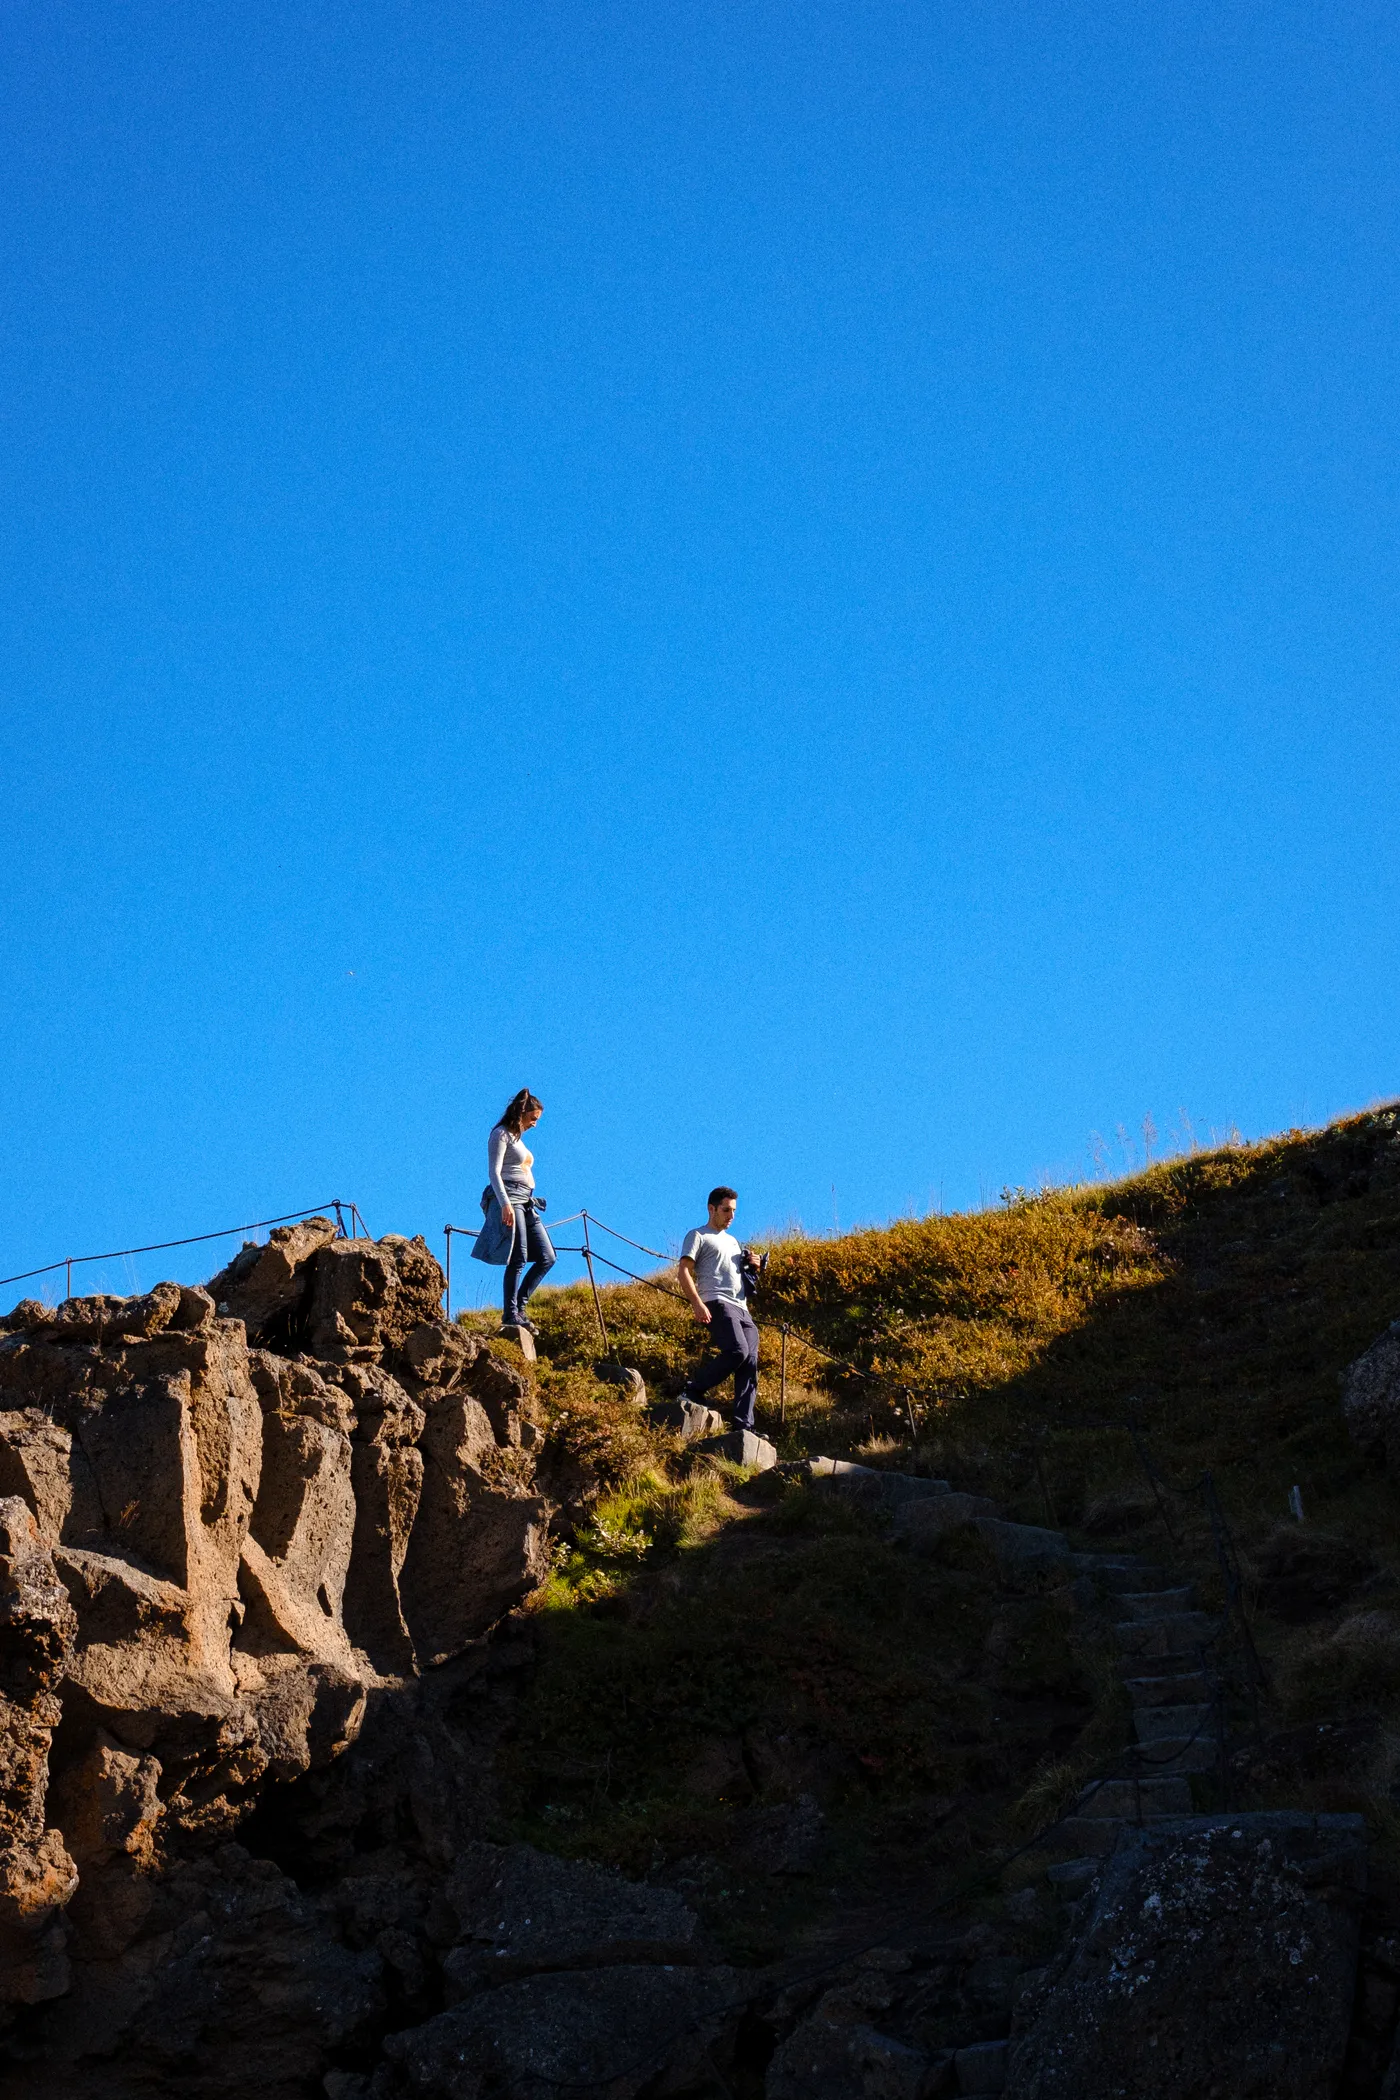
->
xmin=514 ymin=1313 xmax=540 ymax=1335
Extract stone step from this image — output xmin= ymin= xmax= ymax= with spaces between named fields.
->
xmin=1134 ymin=1702 xmax=1212 ymax=1743
xmin=1077 ymin=1774 xmax=1194 ymax=1818
xmin=1113 ymin=1611 xmax=1218 ymax=1659
xmin=1069 ymin=1559 xmax=1173 ymax=1593
xmin=1125 ymin=1671 xmax=1209 ymax=1707
xmin=1045 ymin=1857 xmax=1099 ymax=1899
xmin=1117 ymin=1587 xmax=1196 ymax=1620
xmin=1132 ymin=1734 xmax=1217 ymax=1774
xmin=802 ymin=1458 xmax=953 ymax=1502
xmin=955 ymin=2038 xmax=1008 ymax=2094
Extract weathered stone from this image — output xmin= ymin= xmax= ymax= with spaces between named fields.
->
xmin=248 ymin=1348 xmax=357 ymax=1434
xmin=443 ymin=1841 xmax=701 ymax=1985
xmin=48 ymin=1284 xmax=182 ymax=1343
xmin=50 ymin=1731 xmax=162 ymax=1872
xmin=0 ymin=1299 xmax=56 ymax=1333
xmin=767 ymin=2012 xmax=939 ymax=2099
xmin=398 ymin=1398 xmax=550 ymax=1665
xmin=342 ymin=1447 xmax=421 ymax=1675
xmin=306 ymin=1236 xmax=445 ymax=1364
xmin=0 ymin=1412 xmax=74 ymax=1545
xmin=892 ymin=1492 xmax=1002 ymax=1547
xmin=696 ymin=1428 xmax=779 ymax=1470
xmin=1005 ymin=1813 xmax=1366 ymax=2099
xmin=0 ymin=1498 xmax=78 ymax=2005
xmin=456 ymin=1344 xmax=531 ymax=1446
xmin=650 ymin=1397 xmax=726 ymax=1440
xmin=398 ymin=1320 xmax=486 ymax=1391
xmin=22 ymin=1844 xmax=385 ymax=2099
xmin=206 ymin=1217 xmax=338 ymax=1342
xmin=1345 ymin=1323 xmax=1400 ymax=1468
xmin=387 ymin=1961 xmax=742 ymax=2099
xmin=244 ymin=1402 xmax=357 ymax=1662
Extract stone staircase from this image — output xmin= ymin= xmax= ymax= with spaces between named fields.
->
xmin=1050 ymin=1550 xmax=1223 ymax=1868
xmin=799 ymin=1465 xmax=1234 ymax=2097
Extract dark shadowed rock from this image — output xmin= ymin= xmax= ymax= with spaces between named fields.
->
xmin=1343 ymin=1321 xmax=1400 ymax=1467
xmin=21 ymin=1843 xmax=384 ymax=2099
xmin=1005 ymin=1813 xmax=1366 ymax=2099
xmin=442 ymin=1841 xmax=702 ymax=1986
xmin=766 ymin=2012 xmax=940 ymax=2099
xmin=387 ymin=1960 xmax=743 ymax=2100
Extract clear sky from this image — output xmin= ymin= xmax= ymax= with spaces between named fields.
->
xmin=3 ymin=1 xmax=1398 ymax=1306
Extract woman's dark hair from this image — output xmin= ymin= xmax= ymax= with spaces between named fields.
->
xmin=500 ymin=1089 xmax=544 ymax=1136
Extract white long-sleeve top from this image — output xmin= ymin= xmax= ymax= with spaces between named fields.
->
xmin=487 ymin=1122 xmax=536 ymax=1206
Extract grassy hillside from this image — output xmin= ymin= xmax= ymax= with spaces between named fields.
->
xmin=473 ymin=1105 xmax=1400 ymax=1959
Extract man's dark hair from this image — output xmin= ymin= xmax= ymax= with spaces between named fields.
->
xmin=708 ymin=1185 xmax=738 ymax=1208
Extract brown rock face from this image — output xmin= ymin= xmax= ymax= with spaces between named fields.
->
xmin=0 ymin=1497 xmax=79 ymax=2005
xmin=399 ymin=1393 xmax=549 ymax=1666
xmin=0 ymin=1226 xmax=552 ymax=2022
xmin=206 ymin=1217 xmax=339 ymax=1344
xmin=305 ymin=1234 xmax=446 ymax=1363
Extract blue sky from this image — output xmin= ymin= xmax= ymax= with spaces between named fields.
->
xmin=2 ymin=1 xmax=1398 ymax=1306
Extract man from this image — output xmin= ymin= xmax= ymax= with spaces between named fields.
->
xmin=677 ymin=1185 xmax=760 ymax=1432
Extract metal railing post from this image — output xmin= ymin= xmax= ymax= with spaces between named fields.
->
xmin=581 ymin=1212 xmax=611 ymax=1355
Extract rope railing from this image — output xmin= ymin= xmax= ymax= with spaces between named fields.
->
xmin=0 ymin=1199 xmax=368 ymax=1300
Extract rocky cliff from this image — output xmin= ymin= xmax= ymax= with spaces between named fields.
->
xmin=0 ymin=1221 xmax=553 ymax=2086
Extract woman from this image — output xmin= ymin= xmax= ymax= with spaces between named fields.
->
xmin=471 ymin=1088 xmax=557 ymax=1332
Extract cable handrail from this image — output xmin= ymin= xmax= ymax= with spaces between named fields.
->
xmin=0 ymin=1200 xmax=366 ymax=1295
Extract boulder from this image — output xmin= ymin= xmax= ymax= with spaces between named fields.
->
xmin=206 ymin=1217 xmax=338 ymax=1343
xmin=696 ymin=1428 xmax=779 ymax=1470
xmin=0 ymin=1300 xmax=56 ymax=1334
xmin=892 ymin=1492 xmax=1001 ymax=1547
xmin=386 ymin=1961 xmax=743 ymax=2100
xmin=767 ymin=2013 xmax=939 ymax=2099
xmin=1005 ymin=1813 xmax=1366 ymax=2099
xmin=306 ymin=1236 xmax=445 ymax=1364
xmin=442 ymin=1841 xmax=702 ymax=1985
xmin=650 ymin=1397 xmax=726 ymax=1440
xmin=21 ymin=1844 xmax=385 ymax=2100
xmin=1344 ymin=1322 xmax=1400 ymax=1468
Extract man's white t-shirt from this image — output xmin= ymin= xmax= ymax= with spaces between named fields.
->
xmin=680 ymin=1227 xmax=747 ymax=1306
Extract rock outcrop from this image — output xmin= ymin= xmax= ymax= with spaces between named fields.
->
xmin=1006 ymin=1812 xmax=1367 ymax=2098
xmin=1343 ymin=1319 xmax=1400 ymax=1470
xmin=0 ymin=1223 xmax=552 ymax=2033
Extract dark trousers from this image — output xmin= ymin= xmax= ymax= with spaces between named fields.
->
xmin=504 ymin=1201 xmax=556 ymax=1318
xmin=687 ymin=1300 xmax=759 ymax=1430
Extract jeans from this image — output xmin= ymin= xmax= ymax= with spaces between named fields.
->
xmin=686 ymin=1300 xmax=759 ymax=1430
xmin=503 ymin=1195 xmax=555 ymax=1318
